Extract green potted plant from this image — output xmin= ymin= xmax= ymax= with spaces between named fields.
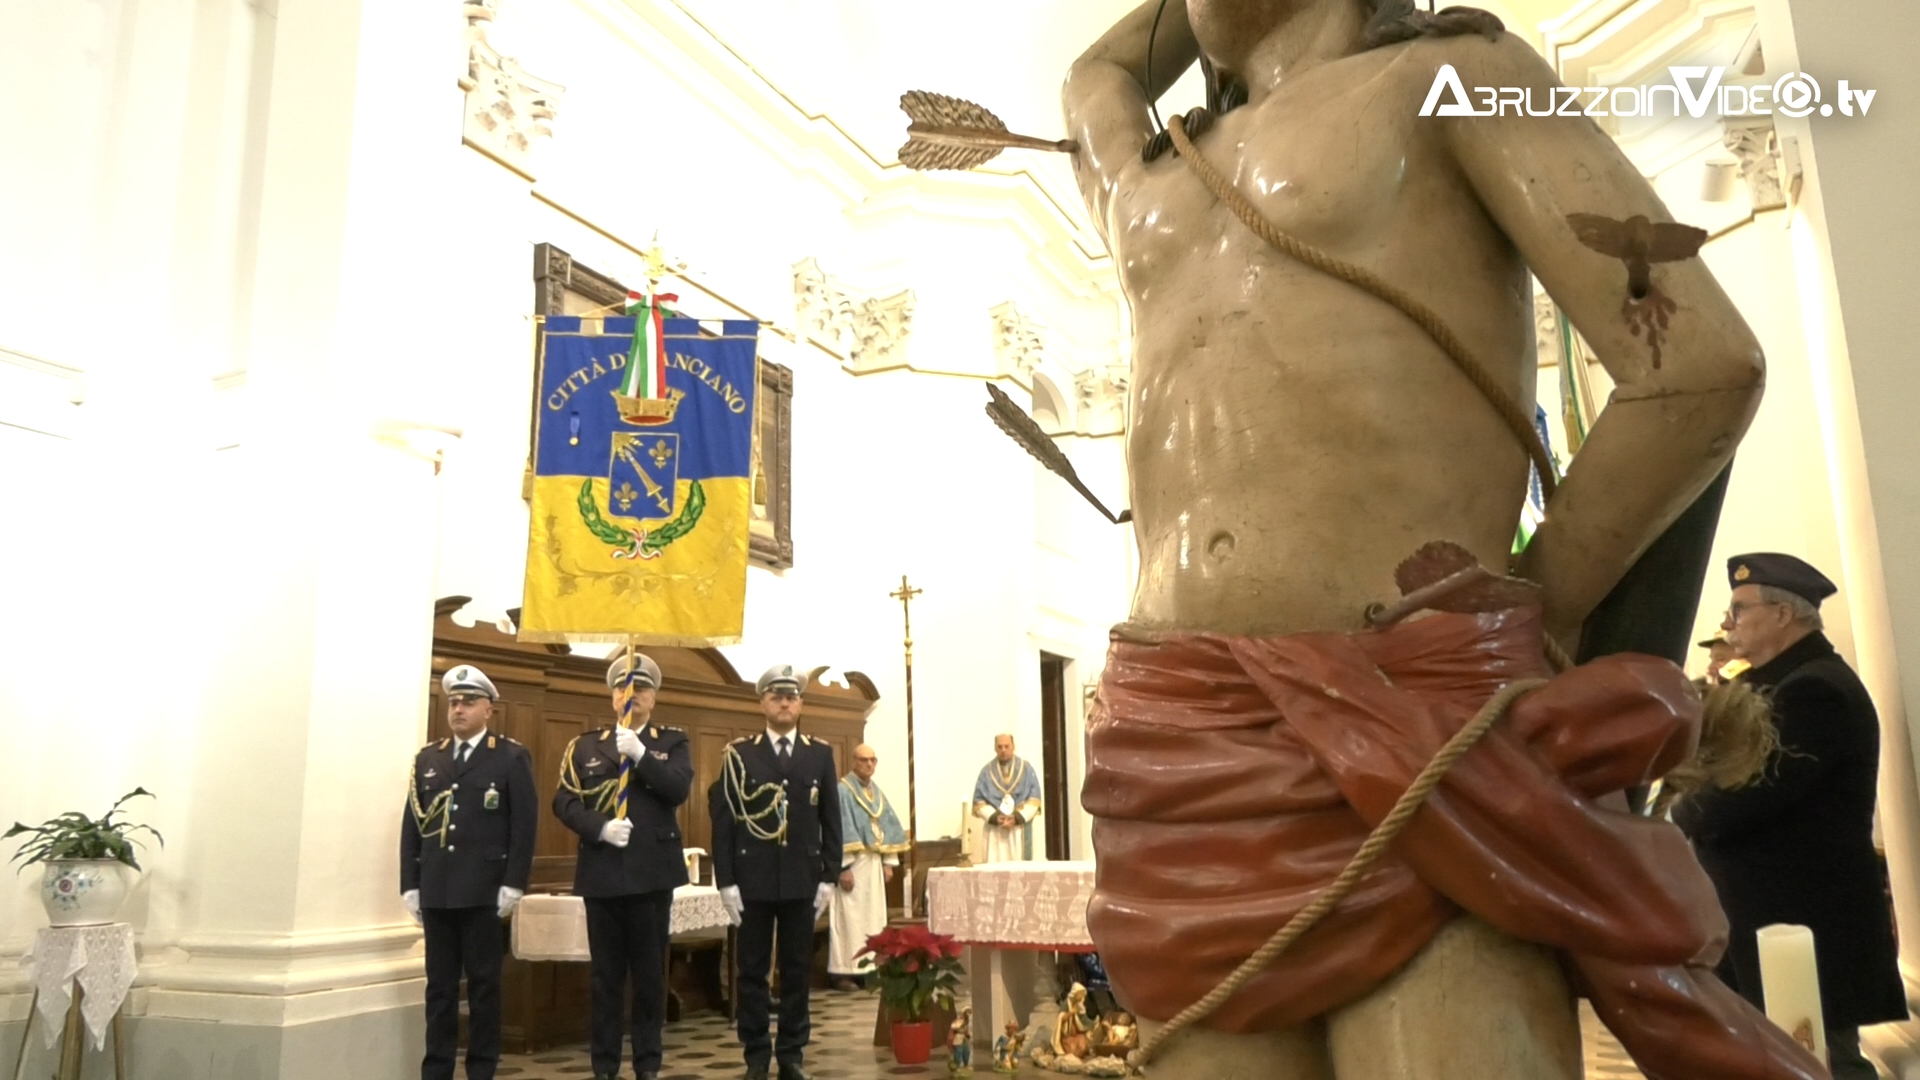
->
xmin=6 ymin=788 xmax=162 ymax=926
xmin=861 ymin=924 xmax=966 ymax=1065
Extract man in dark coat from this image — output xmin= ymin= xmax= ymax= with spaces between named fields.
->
xmin=1675 ymin=553 xmax=1907 ymax=1079
xmin=709 ymin=664 xmax=842 ymax=1080
xmin=553 ymin=652 xmax=694 ymax=1080
xmin=401 ymin=664 xmax=538 ymax=1080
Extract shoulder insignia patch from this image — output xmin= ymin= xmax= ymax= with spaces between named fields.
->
xmin=800 ymin=734 xmax=814 ymax=746
xmin=437 ymin=738 xmax=450 ymax=750
xmin=600 ymin=729 xmax=612 ymax=742
xmin=487 ymin=735 xmax=497 ymax=749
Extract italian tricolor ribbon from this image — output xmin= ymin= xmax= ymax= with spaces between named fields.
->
xmin=621 ymin=284 xmax=679 ymax=403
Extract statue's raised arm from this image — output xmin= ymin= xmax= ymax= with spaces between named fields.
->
xmin=1062 ymin=0 xmax=1198 ymax=243
xmin=1433 ymin=33 xmax=1763 ymax=641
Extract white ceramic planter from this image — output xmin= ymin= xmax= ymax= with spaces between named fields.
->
xmin=41 ymin=860 xmax=130 ymax=926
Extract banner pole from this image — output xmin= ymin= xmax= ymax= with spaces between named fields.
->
xmin=889 ymin=575 xmax=923 ymax=917
xmin=617 ymin=638 xmax=636 ymax=820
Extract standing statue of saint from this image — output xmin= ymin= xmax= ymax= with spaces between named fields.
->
xmin=1062 ymin=1 xmax=1825 ymax=1078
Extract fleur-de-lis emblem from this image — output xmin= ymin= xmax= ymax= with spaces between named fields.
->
xmin=649 ymin=439 xmax=674 ymax=468
xmin=614 ymin=481 xmax=639 ymax=512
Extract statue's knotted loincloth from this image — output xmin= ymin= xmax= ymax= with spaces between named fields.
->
xmin=1087 ymin=606 xmax=1825 ymax=1080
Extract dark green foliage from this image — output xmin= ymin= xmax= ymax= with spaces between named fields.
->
xmin=5 ymin=788 xmax=163 ymax=871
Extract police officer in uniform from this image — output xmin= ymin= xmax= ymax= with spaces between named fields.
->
xmin=1675 ymin=553 xmax=1906 ymax=1080
xmin=709 ymin=664 xmax=842 ymax=1080
xmin=553 ymin=652 xmax=693 ymax=1080
xmin=401 ymin=665 xmax=538 ymax=1080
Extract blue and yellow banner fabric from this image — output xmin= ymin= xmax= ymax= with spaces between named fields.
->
xmin=521 ymin=316 xmax=759 ymax=645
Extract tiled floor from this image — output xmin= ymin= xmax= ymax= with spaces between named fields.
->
xmin=495 ymin=992 xmax=1646 ymax=1079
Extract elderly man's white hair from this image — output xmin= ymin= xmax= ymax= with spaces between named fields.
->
xmin=1756 ymin=584 xmax=1824 ymax=631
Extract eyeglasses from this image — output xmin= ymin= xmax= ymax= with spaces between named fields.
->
xmin=1725 ymin=600 xmax=1785 ymax=622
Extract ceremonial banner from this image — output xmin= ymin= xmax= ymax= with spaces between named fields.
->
xmin=521 ymin=316 xmax=759 ymax=644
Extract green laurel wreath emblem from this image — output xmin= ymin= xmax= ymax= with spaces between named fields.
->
xmin=577 ymin=478 xmax=706 ymax=559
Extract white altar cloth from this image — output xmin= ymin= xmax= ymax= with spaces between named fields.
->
xmin=511 ymin=884 xmax=730 ymax=961
xmin=21 ymin=923 xmax=137 ymax=1051
xmin=927 ymin=860 xmax=1095 ymax=949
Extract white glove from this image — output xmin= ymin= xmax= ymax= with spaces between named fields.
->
xmin=814 ymin=881 xmax=835 ymax=920
xmin=402 ymin=889 xmax=422 ymax=927
xmin=720 ymin=885 xmax=744 ymax=927
xmin=613 ymin=726 xmax=643 ymax=762
xmin=497 ymin=886 xmax=523 ymax=919
xmin=600 ymin=818 xmax=633 ymax=847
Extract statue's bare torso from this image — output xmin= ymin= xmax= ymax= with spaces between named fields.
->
xmin=1068 ymin=2 xmax=1761 ymax=647
xmin=1109 ymin=44 xmax=1534 ymax=636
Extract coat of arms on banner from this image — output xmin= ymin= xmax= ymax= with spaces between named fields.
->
xmin=520 ymin=314 xmax=760 ymax=645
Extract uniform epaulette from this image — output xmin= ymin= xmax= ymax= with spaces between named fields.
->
xmin=728 ymin=735 xmax=751 ymax=745
xmin=502 ymin=735 xmax=523 ymax=746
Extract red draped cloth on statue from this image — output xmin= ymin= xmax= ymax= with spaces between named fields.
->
xmin=1085 ymin=606 xmax=1825 ymax=1080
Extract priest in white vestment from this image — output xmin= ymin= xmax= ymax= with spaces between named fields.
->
xmin=829 ymin=743 xmax=908 ymax=990
xmin=972 ymin=734 xmax=1043 ymax=863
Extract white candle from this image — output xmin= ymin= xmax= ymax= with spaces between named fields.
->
xmin=959 ymin=801 xmax=973 ymax=857
xmin=1756 ymin=923 xmax=1827 ymax=1064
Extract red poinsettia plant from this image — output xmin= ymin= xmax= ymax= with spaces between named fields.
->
xmin=859 ymin=924 xmax=965 ymax=1023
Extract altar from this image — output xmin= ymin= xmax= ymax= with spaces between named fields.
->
xmin=927 ymin=861 xmax=1095 ymax=1051
xmin=511 ymin=885 xmax=733 ymax=960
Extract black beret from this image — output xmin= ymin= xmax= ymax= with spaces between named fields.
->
xmin=1728 ymin=552 xmax=1837 ymax=606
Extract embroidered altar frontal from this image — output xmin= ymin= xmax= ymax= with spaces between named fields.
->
xmin=521 ymin=317 xmax=759 ymax=644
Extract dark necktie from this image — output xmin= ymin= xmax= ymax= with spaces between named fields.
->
xmin=777 ymin=736 xmax=791 ymax=766
xmin=456 ymin=742 xmax=471 ymax=766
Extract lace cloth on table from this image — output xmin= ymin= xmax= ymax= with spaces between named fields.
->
xmin=927 ymin=862 xmax=1095 ymax=947
xmin=511 ymin=885 xmax=729 ymax=961
xmin=22 ymin=924 xmax=136 ymax=1051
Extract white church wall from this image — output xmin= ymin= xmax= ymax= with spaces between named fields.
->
xmin=413 ymin=0 xmax=1135 ymax=857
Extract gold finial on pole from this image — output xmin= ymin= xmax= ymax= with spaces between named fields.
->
xmin=889 ymin=574 xmax=924 ymax=916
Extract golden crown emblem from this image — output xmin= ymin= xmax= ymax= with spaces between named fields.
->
xmin=612 ymin=386 xmax=685 ymax=427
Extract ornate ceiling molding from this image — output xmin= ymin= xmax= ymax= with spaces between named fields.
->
xmin=1072 ymin=364 xmax=1128 ymax=438
xmin=0 ymin=344 xmax=86 ymax=441
xmin=792 ymin=257 xmax=915 ymax=375
xmin=460 ymin=1 xmax=565 ymax=180
xmin=1721 ymin=115 xmax=1787 ymax=211
xmin=573 ymin=0 xmax=1116 ymax=305
xmin=989 ymin=302 xmax=1047 ymax=391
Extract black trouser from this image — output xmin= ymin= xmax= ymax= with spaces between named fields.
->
xmin=422 ymin=905 xmax=503 ymax=1080
xmin=584 ymin=890 xmax=676 ymax=1076
xmin=736 ymin=898 xmax=816 ymax=1069
xmin=1827 ymin=1027 xmax=1877 ymax=1080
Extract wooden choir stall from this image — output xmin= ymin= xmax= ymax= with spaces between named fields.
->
xmin=424 ymin=596 xmax=879 ymax=1051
